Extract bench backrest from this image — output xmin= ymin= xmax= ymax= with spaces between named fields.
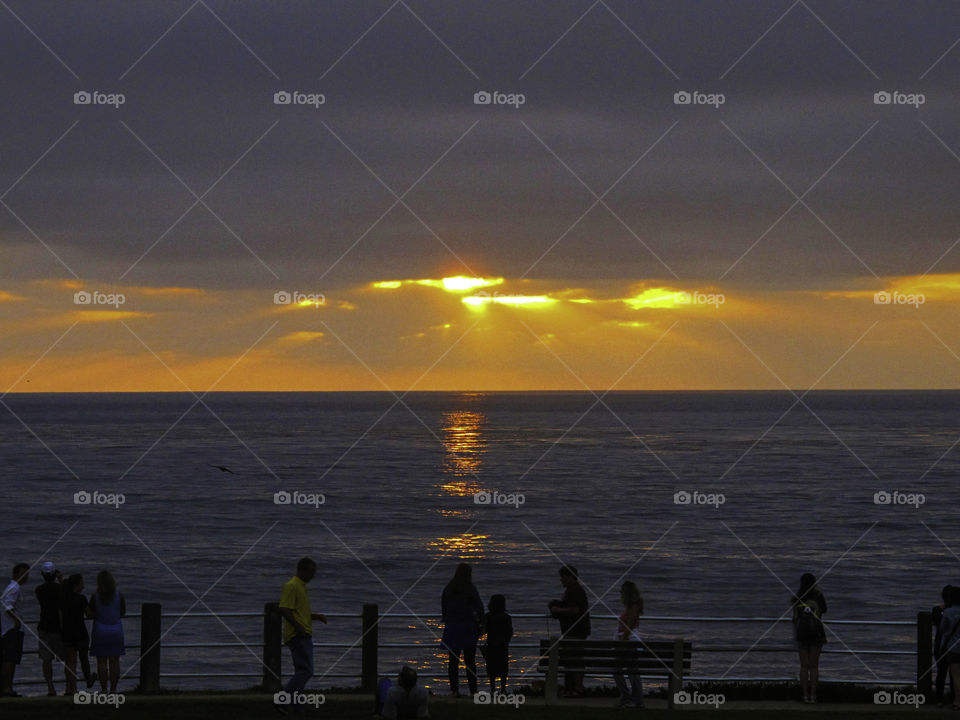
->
xmin=537 ymin=639 xmax=692 ymax=673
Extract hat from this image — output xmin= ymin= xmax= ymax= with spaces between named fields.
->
xmin=41 ymin=561 xmax=56 ymax=575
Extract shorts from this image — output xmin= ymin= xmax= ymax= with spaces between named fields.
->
xmin=1 ymin=629 xmax=25 ymax=665
xmin=38 ymin=629 xmax=63 ymax=662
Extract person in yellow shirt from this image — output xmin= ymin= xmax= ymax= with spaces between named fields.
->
xmin=277 ymin=558 xmax=327 ymax=708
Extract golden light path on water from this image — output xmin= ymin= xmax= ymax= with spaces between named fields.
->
xmin=431 ymin=396 xmax=491 ymax=560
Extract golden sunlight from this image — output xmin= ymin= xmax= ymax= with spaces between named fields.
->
xmin=371 ymin=276 xmax=504 ymax=292
xmin=462 ymin=294 xmax=556 ymax=308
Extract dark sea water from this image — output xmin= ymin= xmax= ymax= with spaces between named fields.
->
xmin=1 ymin=390 xmax=958 ymax=691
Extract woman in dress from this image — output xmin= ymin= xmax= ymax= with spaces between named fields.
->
xmin=440 ymin=563 xmax=483 ymax=696
xmin=613 ymin=580 xmax=645 ymax=708
xmin=87 ymin=570 xmax=125 ymax=694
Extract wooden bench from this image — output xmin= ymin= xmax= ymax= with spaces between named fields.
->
xmin=537 ymin=637 xmax=692 ymax=708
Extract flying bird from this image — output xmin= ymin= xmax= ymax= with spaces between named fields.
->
xmin=209 ymin=465 xmax=237 ymax=474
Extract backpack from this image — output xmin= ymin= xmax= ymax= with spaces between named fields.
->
xmin=374 ymin=677 xmax=392 ymax=716
xmin=795 ymin=601 xmax=821 ymax=642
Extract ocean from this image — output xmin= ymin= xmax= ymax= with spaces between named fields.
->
xmin=1 ymin=390 xmax=957 ymax=691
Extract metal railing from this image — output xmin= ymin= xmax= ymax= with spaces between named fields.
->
xmin=9 ymin=606 xmax=932 ymax=692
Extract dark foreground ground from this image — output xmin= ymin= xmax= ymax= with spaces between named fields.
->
xmin=0 ymin=694 xmax=951 ymax=719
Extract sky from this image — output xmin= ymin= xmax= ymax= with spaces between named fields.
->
xmin=2 ymin=0 xmax=960 ymax=391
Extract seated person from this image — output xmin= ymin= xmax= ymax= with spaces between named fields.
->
xmin=382 ymin=665 xmax=429 ymax=719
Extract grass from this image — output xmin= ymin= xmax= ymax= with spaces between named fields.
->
xmin=0 ymin=693 xmax=955 ymax=719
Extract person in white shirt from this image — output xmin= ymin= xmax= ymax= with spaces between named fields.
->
xmin=1 ymin=563 xmax=30 ymax=697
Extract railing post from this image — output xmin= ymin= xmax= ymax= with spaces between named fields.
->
xmin=668 ymin=637 xmax=684 ymax=709
xmin=361 ymin=603 xmax=379 ymax=693
xmin=918 ymin=611 xmax=933 ymax=701
xmin=138 ymin=603 xmax=162 ymax=694
xmin=263 ymin=602 xmax=282 ymax=693
xmin=545 ymin=635 xmax=559 ymax=706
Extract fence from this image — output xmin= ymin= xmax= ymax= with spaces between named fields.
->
xmin=11 ymin=605 xmax=937 ymax=697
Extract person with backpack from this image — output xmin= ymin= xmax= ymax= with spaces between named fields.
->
xmin=791 ymin=573 xmax=827 ymax=704
xmin=378 ymin=665 xmax=429 ymax=719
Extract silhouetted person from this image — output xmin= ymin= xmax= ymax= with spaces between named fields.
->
xmin=934 ymin=584 xmax=954 ymax=705
xmin=88 ymin=570 xmax=125 ymax=694
xmin=277 ymin=557 xmax=327 ymax=710
xmin=441 ymin=563 xmax=483 ymax=696
xmin=482 ymin=594 xmax=513 ymax=694
xmin=939 ymin=586 xmax=960 ymax=710
xmin=792 ymin=573 xmax=826 ymax=704
xmin=548 ymin=565 xmax=591 ymax=696
xmin=382 ymin=665 xmax=429 ymax=719
xmin=62 ymin=574 xmax=95 ymax=695
xmin=35 ymin=561 xmax=64 ymax=696
xmin=613 ymin=580 xmax=644 ymax=708
xmin=0 ymin=563 xmax=29 ymax=697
